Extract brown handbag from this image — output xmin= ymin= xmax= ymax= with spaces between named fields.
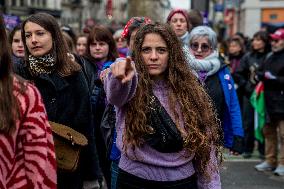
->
xmin=49 ymin=121 xmax=88 ymax=172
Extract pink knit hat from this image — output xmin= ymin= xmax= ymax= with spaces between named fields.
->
xmin=166 ymin=9 xmax=190 ymax=31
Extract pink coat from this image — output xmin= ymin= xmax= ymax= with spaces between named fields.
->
xmin=0 ymin=78 xmax=56 ymax=189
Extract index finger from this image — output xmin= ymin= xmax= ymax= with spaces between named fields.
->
xmin=125 ymin=56 xmax=132 ymax=69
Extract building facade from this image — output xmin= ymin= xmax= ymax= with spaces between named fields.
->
xmin=1 ymin=0 xmax=181 ymax=33
xmin=240 ymin=0 xmax=284 ymax=37
xmin=5 ymin=0 xmax=61 ymax=21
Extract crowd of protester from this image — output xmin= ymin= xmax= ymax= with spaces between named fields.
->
xmin=1 ymin=7 xmax=284 ymax=189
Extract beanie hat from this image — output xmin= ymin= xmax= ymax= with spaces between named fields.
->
xmin=166 ymin=9 xmax=190 ymax=31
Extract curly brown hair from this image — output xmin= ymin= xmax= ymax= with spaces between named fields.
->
xmin=124 ymin=23 xmax=222 ymax=177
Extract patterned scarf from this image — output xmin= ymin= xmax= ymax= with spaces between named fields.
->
xmin=28 ymin=54 xmax=56 ymax=76
xmin=121 ymin=17 xmax=152 ymax=38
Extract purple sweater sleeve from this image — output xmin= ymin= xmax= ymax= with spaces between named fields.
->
xmin=196 ymin=145 xmax=221 ymax=189
xmin=104 ymin=72 xmax=138 ymax=107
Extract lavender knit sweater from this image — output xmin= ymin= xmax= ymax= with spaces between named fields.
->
xmin=104 ymin=73 xmax=221 ymax=189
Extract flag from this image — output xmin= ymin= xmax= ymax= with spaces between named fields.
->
xmin=250 ymin=82 xmax=265 ymax=143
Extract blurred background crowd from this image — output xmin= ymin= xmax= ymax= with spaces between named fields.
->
xmin=1 ymin=0 xmax=284 ymax=188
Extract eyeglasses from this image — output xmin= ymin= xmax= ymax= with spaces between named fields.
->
xmin=115 ymin=37 xmax=126 ymax=42
xmin=190 ymin=42 xmax=211 ymax=53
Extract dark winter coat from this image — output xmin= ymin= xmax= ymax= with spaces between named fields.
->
xmin=205 ymin=63 xmax=244 ymax=152
xmin=14 ymin=61 xmax=97 ymax=189
xmin=235 ymin=51 xmax=268 ymax=97
xmin=79 ymin=56 xmax=106 ymax=131
xmin=78 ymin=56 xmax=115 ymax=188
xmin=257 ymin=49 xmax=284 ymax=117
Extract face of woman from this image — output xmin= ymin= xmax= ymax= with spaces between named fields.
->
xmin=189 ymin=36 xmax=213 ymax=59
xmin=141 ymin=33 xmax=169 ymax=80
xmin=228 ymin=41 xmax=242 ymax=56
xmin=89 ymin=40 xmax=109 ymax=62
xmin=169 ymin=13 xmax=188 ymax=37
xmin=24 ymin=22 xmax=53 ymax=57
xmin=252 ymin=37 xmax=265 ymax=52
xmin=115 ymin=37 xmax=127 ymax=49
xmin=76 ymin=36 xmax=87 ymax=56
xmin=12 ymin=30 xmax=24 ymax=58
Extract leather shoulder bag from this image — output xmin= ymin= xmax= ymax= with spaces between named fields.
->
xmin=49 ymin=121 xmax=88 ymax=172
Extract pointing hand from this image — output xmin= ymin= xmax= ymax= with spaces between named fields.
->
xmin=110 ymin=56 xmax=135 ymax=84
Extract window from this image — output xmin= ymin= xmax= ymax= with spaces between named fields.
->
xmin=270 ymin=14 xmax=278 ymax=20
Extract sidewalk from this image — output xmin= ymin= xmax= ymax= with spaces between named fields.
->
xmin=221 ymin=151 xmax=284 ymax=189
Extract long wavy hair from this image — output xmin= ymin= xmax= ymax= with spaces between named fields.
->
xmin=0 ymin=14 xmax=21 ymax=134
xmin=21 ymin=13 xmax=81 ymax=77
xmin=124 ymin=23 xmax=222 ymax=176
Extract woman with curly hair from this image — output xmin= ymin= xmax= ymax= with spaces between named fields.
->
xmin=104 ymin=23 xmax=222 ymax=189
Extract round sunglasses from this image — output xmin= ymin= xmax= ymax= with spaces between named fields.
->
xmin=190 ymin=42 xmax=212 ymax=53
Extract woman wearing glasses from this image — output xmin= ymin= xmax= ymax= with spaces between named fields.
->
xmin=187 ymin=26 xmax=244 ymax=154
